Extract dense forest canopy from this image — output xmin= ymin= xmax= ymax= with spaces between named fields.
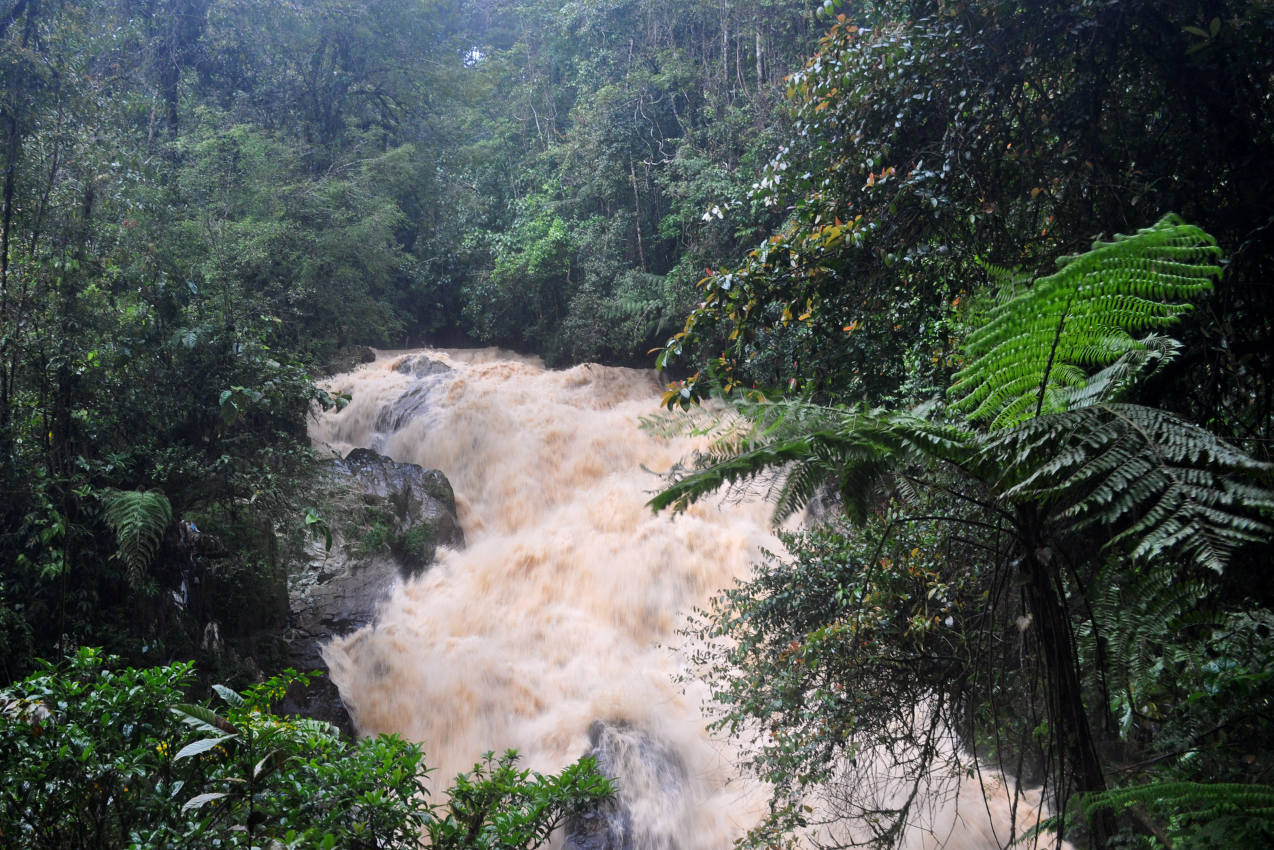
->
xmin=0 ymin=0 xmax=820 ymax=679
xmin=2 ymin=0 xmax=1273 ymax=847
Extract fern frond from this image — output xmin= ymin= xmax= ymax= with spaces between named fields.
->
xmin=100 ymin=488 xmax=173 ymax=583
xmin=605 ymin=293 xmax=661 ymax=322
xmin=1029 ymin=781 xmax=1274 ymax=847
xmin=1059 ymin=334 xmax=1181 ymax=409
xmin=1077 ymin=560 xmax=1218 ymax=734
xmin=949 ymin=215 xmax=1221 ymax=428
xmin=983 ymin=404 xmax=1274 ymax=572
xmin=603 ymin=270 xmax=675 ymax=336
xmin=1080 ymin=781 xmax=1274 ymax=821
xmin=649 ymin=402 xmax=973 ymax=523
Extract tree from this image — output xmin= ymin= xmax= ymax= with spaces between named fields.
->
xmin=653 ymin=216 xmax=1274 ymax=847
xmin=442 ymin=0 xmax=818 ymax=364
xmin=657 ymin=0 xmax=1274 ymax=438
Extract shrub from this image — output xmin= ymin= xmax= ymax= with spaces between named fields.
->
xmin=1 ymin=649 xmax=611 ymax=849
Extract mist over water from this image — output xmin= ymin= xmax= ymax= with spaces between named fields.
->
xmin=311 ymin=349 xmax=1060 ymax=849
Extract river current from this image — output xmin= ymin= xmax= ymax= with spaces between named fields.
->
xmin=309 ymin=348 xmax=1059 ymax=849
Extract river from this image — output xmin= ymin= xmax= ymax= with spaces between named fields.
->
xmin=309 ymin=348 xmax=1060 ymax=849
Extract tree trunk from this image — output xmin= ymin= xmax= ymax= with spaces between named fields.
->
xmin=0 ymin=0 xmax=40 ymax=439
xmin=755 ymin=28 xmax=764 ymax=90
xmin=1018 ymin=508 xmax=1114 ymax=847
xmin=629 ymin=160 xmax=646 ymax=271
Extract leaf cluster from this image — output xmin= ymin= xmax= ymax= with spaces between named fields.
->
xmin=99 ymin=489 xmax=173 ymax=585
xmin=0 ymin=650 xmax=613 ymax=849
xmin=657 ymin=0 xmax=1274 ymax=427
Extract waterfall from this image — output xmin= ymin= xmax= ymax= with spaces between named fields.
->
xmin=310 ymin=348 xmax=1062 ymax=850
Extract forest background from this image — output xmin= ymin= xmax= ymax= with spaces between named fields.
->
xmin=1 ymin=0 xmax=1273 ymax=848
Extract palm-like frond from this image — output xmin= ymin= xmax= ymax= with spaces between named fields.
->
xmin=651 ymin=216 xmax=1270 ymax=573
xmin=984 ymin=403 xmax=1274 ymax=572
xmin=949 ymin=215 xmax=1221 ymax=428
xmin=100 ymin=488 xmax=173 ymax=583
xmin=1057 ymin=334 xmax=1181 ymax=409
xmin=648 ymin=403 xmax=971 ymax=522
xmin=1075 ymin=782 xmax=1274 ymax=838
xmin=1078 ymin=560 xmax=1217 ymax=735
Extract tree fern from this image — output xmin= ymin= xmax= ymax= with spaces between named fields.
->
xmin=949 ymin=214 xmax=1222 ymax=429
xmin=650 ymin=216 xmax=1274 ymax=845
xmin=984 ymin=403 xmax=1274 ymax=573
xmin=100 ymin=489 xmax=173 ymax=584
xmin=1083 ymin=780 xmax=1274 ymax=816
xmin=1076 ymin=782 xmax=1274 ymax=845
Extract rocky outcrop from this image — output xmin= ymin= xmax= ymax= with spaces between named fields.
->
xmin=279 ymin=449 xmax=462 ymax=732
xmin=392 ymin=352 xmax=453 ymax=379
xmin=565 ymin=721 xmax=689 ymax=850
xmin=333 ymin=447 xmax=463 ymax=569
xmin=372 ymin=354 xmax=454 ymax=435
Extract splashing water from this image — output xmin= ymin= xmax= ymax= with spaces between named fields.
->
xmin=311 ymin=349 xmax=1062 ymax=849
xmin=313 ymin=349 xmax=773 ymax=847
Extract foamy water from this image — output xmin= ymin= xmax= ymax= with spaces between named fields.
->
xmin=311 ymin=348 xmax=1063 ymax=849
xmin=313 ymin=349 xmax=774 ymax=846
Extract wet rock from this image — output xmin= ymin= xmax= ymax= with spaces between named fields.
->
xmin=374 ymin=355 xmax=453 ymax=433
xmin=335 ymin=447 xmax=463 ymax=567
xmin=280 ymin=449 xmax=463 ymax=732
xmin=565 ymin=721 xmax=688 ymax=850
xmin=392 ymin=352 xmax=452 ymax=379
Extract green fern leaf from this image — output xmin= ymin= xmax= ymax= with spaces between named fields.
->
xmin=648 ymin=402 xmax=972 ymax=523
xmin=984 ymin=404 xmax=1274 ymax=572
xmin=949 ymin=215 xmax=1221 ymax=428
xmin=100 ymin=488 xmax=173 ymax=583
xmin=1077 ymin=560 xmax=1219 ymax=735
xmin=1080 ymin=781 xmax=1274 ymax=829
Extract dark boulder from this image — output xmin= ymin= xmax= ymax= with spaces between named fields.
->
xmin=335 ymin=447 xmax=463 ymax=569
xmin=279 ymin=449 xmax=463 ymax=732
xmin=392 ymin=352 xmax=452 ymax=379
xmin=373 ymin=355 xmax=453 ymax=434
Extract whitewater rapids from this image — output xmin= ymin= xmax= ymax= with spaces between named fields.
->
xmin=310 ymin=348 xmax=1063 ymax=849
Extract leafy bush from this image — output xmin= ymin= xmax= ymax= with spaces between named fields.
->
xmin=0 ymin=648 xmax=194 ymax=849
xmin=0 ymin=649 xmax=612 ymax=849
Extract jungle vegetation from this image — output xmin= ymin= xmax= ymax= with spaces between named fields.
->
xmin=1 ymin=0 xmax=1272 ymax=847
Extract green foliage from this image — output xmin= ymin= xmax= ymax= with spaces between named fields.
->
xmin=0 ymin=647 xmax=197 ymax=850
xmin=0 ymin=0 xmax=823 ymax=666
xmin=1069 ymin=782 xmax=1274 ymax=849
xmin=99 ymin=489 xmax=173 ymax=584
xmin=655 ymin=219 xmax=1272 ymax=568
xmin=304 ymin=507 xmax=333 ymax=553
xmin=399 ymin=524 xmax=435 ymax=563
xmin=949 ymin=216 xmax=1222 ymax=428
xmin=462 ymin=192 xmax=576 ymax=352
xmin=649 ymin=399 xmax=966 ymax=523
xmin=430 ymin=750 xmax=614 ymax=850
xmin=162 ymin=676 xmax=434 ymax=849
xmin=657 ymin=0 xmax=1274 ymax=429
xmin=655 ymin=219 xmax=1274 ymax=846
xmin=442 ymin=0 xmax=815 ymax=365
xmin=982 ymin=403 xmax=1274 ymax=574
xmin=1075 ymin=571 xmax=1274 ymax=791
xmin=679 ymin=514 xmax=1064 ymax=848
xmin=0 ymin=651 xmax=614 ymax=849
xmin=348 ymin=504 xmax=398 ymax=559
